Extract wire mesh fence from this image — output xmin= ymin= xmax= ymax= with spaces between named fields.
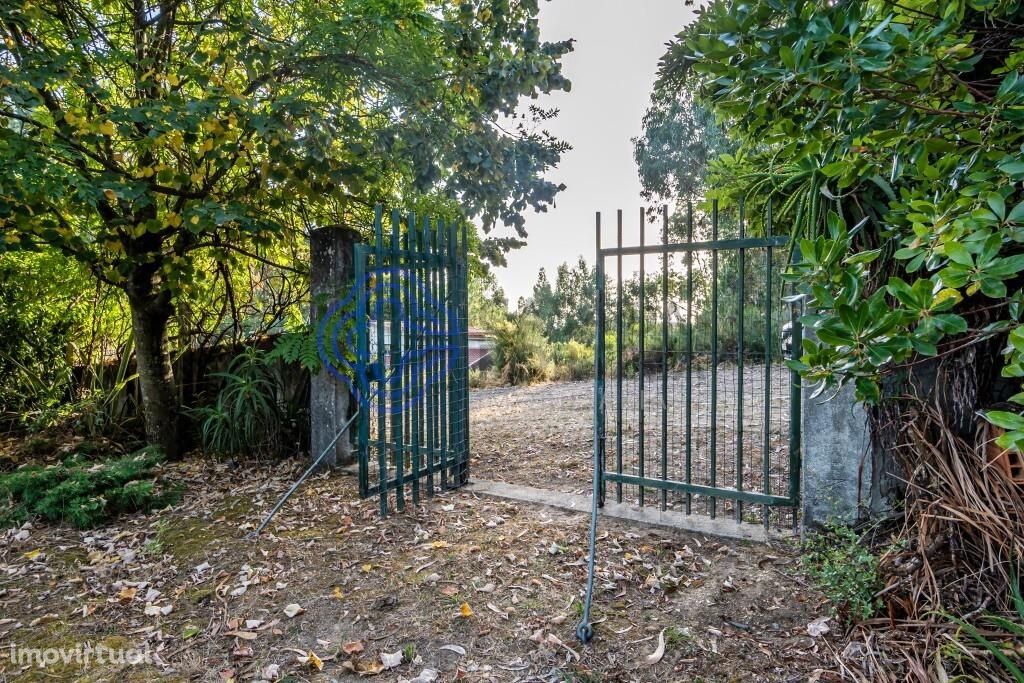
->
xmin=596 ymin=201 xmax=801 ymax=530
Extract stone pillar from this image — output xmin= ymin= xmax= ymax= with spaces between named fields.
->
xmin=310 ymin=226 xmax=361 ymax=467
xmin=801 ymin=381 xmax=873 ymax=530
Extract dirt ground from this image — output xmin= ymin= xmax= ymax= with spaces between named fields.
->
xmin=0 ymin=385 xmax=839 ymax=683
xmin=471 ymin=369 xmax=794 ymax=527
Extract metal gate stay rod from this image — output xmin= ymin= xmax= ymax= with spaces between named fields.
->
xmin=249 ymin=407 xmax=361 ymax=539
xmin=578 ymin=212 xmax=604 ymax=644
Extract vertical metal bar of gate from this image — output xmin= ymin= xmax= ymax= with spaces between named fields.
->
xmin=763 ymin=200 xmax=773 ymax=530
xmin=685 ymin=202 xmax=693 ymax=515
xmin=428 ymin=219 xmax=439 ymax=491
xmin=437 ymin=219 xmax=449 ymax=490
xmin=660 ymin=206 xmax=669 ymax=511
xmin=595 ymin=214 xmax=606 ymax=507
xmin=709 ymin=199 xmax=719 ymax=519
xmin=615 ymin=211 xmax=623 ymax=504
xmin=421 ymin=217 xmax=432 ymax=493
xmin=460 ymin=221 xmax=471 ymax=485
xmin=637 ymin=209 xmax=646 ymax=507
xmin=736 ymin=199 xmax=746 ymax=523
xmin=356 ymin=243 xmax=369 ymax=497
xmin=447 ymin=219 xmax=459 ymax=486
xmin=390 ymin=209 xmax=405 ymax=511
xmin=409 ymin=216 xmax=421 ymax=505
xmin=789 ymin=251 xmax=804 ymax=529
xmin=374 ymin=207 xmax=387 ymax=516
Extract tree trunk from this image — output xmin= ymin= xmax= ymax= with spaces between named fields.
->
xmin=126 ymin=272 xmax=181 ymax=459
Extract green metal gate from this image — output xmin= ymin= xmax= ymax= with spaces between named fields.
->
xmin=353 ymin=206 xmax=469 ymax=516
xmin=594 ymin=200 xmax=802 ymax=529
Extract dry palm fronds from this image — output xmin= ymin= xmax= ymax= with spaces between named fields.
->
xmin=846 ymin=396 xmax=1024 ymax=680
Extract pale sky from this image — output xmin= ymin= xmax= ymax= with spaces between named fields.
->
xmin=492 ymin=0 xmax=697 ymax=305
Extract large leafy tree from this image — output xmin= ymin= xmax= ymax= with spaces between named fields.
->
xmin=521 ymin=256 xmax=596 ymax=344
xmin=0 ymin=0 xmax=571 ymax=456
xmin=633 ymin=88 xmax=735 ymax=206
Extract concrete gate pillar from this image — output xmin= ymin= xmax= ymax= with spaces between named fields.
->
xmin=800 ymin=381 xmax=873 ymax=531
xmin=310 ymin=226 xmax=361 ymax=468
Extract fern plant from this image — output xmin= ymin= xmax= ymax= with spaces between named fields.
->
xmin=268 ymin=327 xmax=322 ymax=373
xmin=0 ymin=447 xmax=178 ymax=529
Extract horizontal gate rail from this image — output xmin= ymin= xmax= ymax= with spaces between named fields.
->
xmin=603 ymin=472 xmax=795 ymax=507
xmin=598 ymin=234 xmax=789 ymax=257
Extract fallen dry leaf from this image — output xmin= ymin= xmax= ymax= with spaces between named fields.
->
xmin=283 ymin=603 xmax=304 ymax=618
xmin=343 ymin=640 xmax=365 ymax=655
xmin=297 ymin=650 xmax=324 ymax=671
xmin=342 ymin=658 xmax=385 ymax=676
xmin=807 ymin=616 xmax=831 ymax=638
xmin=644 ymin=628 xmax=666 ymax=665
xmin=380 ymin=650 xmax=403 ymax=669
xmin=458 ymin=602 xmax=473 ymax=618
xmin=224 ymin=630 xmax=258 ymax=641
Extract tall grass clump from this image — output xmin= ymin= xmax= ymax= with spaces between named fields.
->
xmin=490 ymin=314 xmax=551 ymax=386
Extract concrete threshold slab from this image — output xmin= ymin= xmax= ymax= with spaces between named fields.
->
xmin=464 ymin=480 xmax=796 ymax=543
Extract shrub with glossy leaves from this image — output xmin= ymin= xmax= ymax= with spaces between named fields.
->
xmin=659 ymin=0 xmax=1024 ymax=443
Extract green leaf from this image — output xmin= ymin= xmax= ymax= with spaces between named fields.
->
xmin=987 ymin=193 xmax=1006 ymax=221
xmin=985 ymin=410 xmax=1024 ymax=432
xmin=998 ymin=160 xmax=1024 ymax=178
xmin=943 ymin=242 xmax=974 ymax=267
xmin=779 ymin=45 xmax=796 ymax=69
xmin=821 ymin=161 xmax=849 ymax=178
xmin=1009 ymin=201 xmax=1024 ymax=224
xmin=932 ymin=314 xmax=967 ymax=334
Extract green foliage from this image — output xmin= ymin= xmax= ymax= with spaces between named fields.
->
xmin=68 ymin=333 xmax=141 ymax=438
xmin=633 ymin=88 xmax=736 ymax=204
xmin=658 ymin=0 xmax=1024 ymax=443
xmin=191 ymin=348 xmax=287 ymax=458
xmin=550 ymin=340 xmax=594 ymax=381
xmin=0 ymin=252 xmax=88 ymax=426
xmin=490 ymin=314 xmax=550 ymax=386
xmin=522 ymin=257 xmax=597 ymax=345
xmin=0 ymin=0 xmax=573 ymax=280
xmin=268 ymin=328 xmax=322 ymax=374
xmin=0 ymin=447 xmax=178 ymax=529
xmin=802 ymin=523 xmax=882 ymax=623
xmin=469 ymin=269 xmax=508 ymax=332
